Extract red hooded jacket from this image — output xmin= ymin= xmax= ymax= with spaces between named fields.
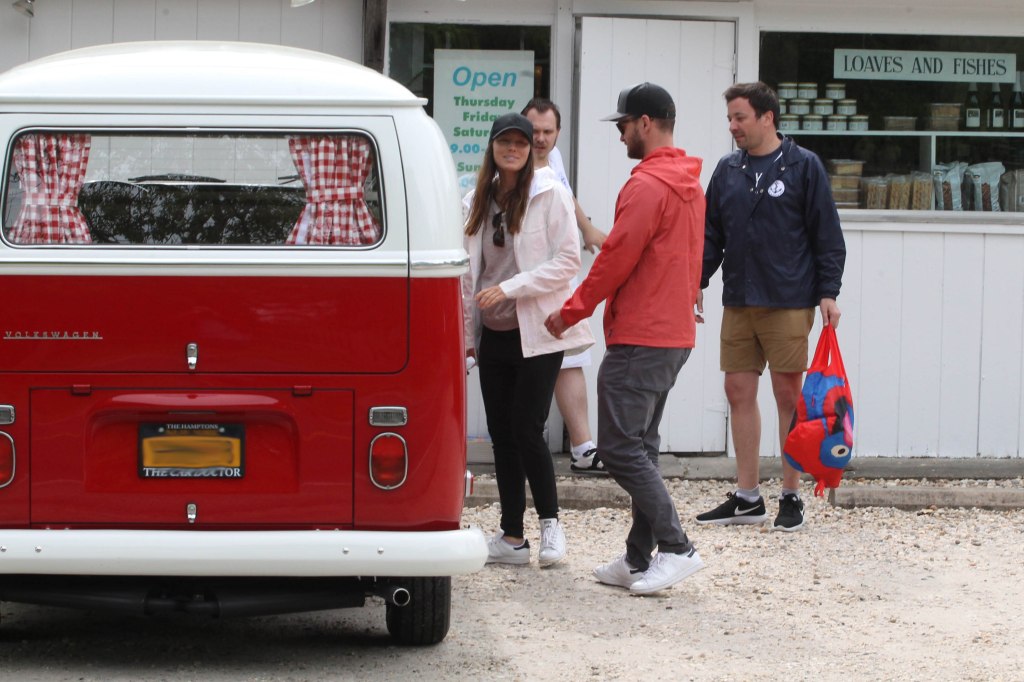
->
xmin=560 ymin=146 xmax=705 ymax=348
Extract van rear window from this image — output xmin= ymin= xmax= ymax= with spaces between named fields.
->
xmin=2 ymin=131 xmax=383 ymax=247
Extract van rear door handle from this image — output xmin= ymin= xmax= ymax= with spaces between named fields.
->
xmin=186 ymin=342 xmax=198 ymax=370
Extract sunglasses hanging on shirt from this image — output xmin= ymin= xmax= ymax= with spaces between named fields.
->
xmin=492 ymin=211 xmax=505 ymax=247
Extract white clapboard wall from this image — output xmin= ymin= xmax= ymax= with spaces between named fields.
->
xmin=0 ymin=0 xmax=362 ymax=73
xmin=838 ymin=221 xmax=1024 ymax=458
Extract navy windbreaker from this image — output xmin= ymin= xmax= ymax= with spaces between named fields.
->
xmin=701 ymin=135 xmax=845 ymax=308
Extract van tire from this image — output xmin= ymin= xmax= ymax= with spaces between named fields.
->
xmin=384 ymin=576 xmax=451 ymax=645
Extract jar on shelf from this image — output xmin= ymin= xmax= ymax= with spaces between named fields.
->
xmin=788 ymin=98 xmax=811 ymax=115
xmin=801 ymin=114 xmax=824 ymax=131
xmin=798 ymin=82 xmax=818 ymax=98
xmin=836 ymin=99 xmax=857 ymax=116
xmin=779 ymin=99 xmax=788 ymax=115
xmin=813 ymin=98 xmax=835 ymax=116
xmin=777 ymin=82 xmax=799 ymax=99
xmin=825 ymin=83 xmax=846 ymax=100
xmin=826 ymin=115 xmax=848 ymax=131
xmin=779 ymin=114 xmax=800 ymax=131
xmin=849 ymin=114 xmax=870 ymax=131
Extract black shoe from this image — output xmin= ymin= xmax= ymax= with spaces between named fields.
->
xmin=695 ymin=492 xmax=767 ymax=526
xmin=772 ymin=493 xmax=805 ymax=532
xmin=570 ymin=448 xmax=607 ymax=475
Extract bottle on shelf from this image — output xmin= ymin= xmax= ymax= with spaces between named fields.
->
xmin=988 ymin=83 xmax=1006 ymax=130
xmin=1011 ymin=71 xmax=1024 ymax=131
xmin=964 ymin=82 xmax=982 ymax=130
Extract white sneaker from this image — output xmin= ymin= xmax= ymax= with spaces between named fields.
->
xmin=538 ymin=518 xmax=566 ymax=567
xmin=629 ymin=547 xmax=705 ymax=594
xmin=486 ymin=530 xmax=531 ymax=565
xmin=593 ymin=553 xmax=645 ymax=588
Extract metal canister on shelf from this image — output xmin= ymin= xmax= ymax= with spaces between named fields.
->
xmin=825 ymin=83 xmax=846 ymax=99
xmin=813 ymin=98 xmax=835 ymax=116
xmin=797 ymin=82 xmax=818 ymax=99
xmin=777 ymin=82 xmax=799 ymax=99
xmin=826 ymin=115 xmax=848 ymax=131
xmin=836 ymin=99 xmax=857 ymax=116
xmin=849 ymin=114 xmax=870 ymax=131
xmin=801 ymin=114 xmax=824 ymax=131
xmin=778 ymin=114 xmax=800 ymax=131
xmin=788 ymin=98 xmax=811 ymax=115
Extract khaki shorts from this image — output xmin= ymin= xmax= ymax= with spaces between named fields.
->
xmin=720 ymin=306 xmax=815 ymax=374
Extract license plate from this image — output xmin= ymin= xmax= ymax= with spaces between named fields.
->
xmin=139 ymin=423 xmax=244 ymax=479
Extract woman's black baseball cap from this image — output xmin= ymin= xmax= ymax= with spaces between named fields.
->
xmin=489 ymin=112 xmax=534 ymax=141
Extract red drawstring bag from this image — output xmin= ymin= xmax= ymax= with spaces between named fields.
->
xmin=783 ymin=325 xmax=854 ymax=497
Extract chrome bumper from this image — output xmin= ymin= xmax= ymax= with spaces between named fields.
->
xmin=0 ymin=527 xmax=487 ymax=577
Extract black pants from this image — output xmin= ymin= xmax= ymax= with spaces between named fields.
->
xmin=478 ymin=326 xmax=563 ymax=538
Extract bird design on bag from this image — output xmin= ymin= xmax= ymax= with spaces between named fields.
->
xmin=783 ymin=370 xmax=855 ymax=497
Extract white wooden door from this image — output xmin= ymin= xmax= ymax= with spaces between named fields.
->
xmin=573 ymin=15 xmax=735 ymax=454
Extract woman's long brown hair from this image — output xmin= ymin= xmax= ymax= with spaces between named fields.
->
xmin=464 ymin=138 xmax=534 ymax=238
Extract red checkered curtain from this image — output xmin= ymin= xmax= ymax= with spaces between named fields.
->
xmin=286 ymin=135 xmax=381 ymax=245
xmin=9 ymin=133 xmax=92 ymax=244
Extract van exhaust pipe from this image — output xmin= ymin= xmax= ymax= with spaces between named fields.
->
xmin=373 ymin=583 xmax=411 ymax=607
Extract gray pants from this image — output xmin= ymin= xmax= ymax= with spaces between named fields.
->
xmin=597 ymin=344 xmax=693 ymax=571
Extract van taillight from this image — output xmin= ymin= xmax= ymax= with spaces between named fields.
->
xmin=0 ymin=432 xmax=15 ymax=487
xmin=369 ymin=433 xmax=407 ymax=490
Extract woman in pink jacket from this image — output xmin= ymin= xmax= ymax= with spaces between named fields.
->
xmin=463 ymin=113 xmax=593 ymax=568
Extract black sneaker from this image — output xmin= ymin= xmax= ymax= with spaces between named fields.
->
xmin=570 ymin=448 xmax=607 ymax=475
xmin=772 ymin=493 xmax=805 ymax=532
xmin=695 ymin=492 xmax=768 ymax=526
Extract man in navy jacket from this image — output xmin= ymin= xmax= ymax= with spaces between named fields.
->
xmin=695 ymin=81 xmax=845 ymax=532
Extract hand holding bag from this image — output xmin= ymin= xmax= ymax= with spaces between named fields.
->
xmin=783 ymin=325 xmax=854 ymax=497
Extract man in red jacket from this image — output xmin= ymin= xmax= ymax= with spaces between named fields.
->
xmin=545 ymin=82 xmax=706 ymax=594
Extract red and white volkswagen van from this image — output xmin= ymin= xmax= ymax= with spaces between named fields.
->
xmin=0 ymin=41 xmax=484 ymax=645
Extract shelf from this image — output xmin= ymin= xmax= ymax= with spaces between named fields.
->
xmin=787 ymin=130 xmax=1024 ymax=137
xmin=786 ymin=128 xmax=1024 ymax=178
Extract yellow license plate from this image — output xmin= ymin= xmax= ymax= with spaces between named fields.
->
xmin=139 ymin=423 xmax=244 ymax=479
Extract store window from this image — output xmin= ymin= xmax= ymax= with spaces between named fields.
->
xmin=389 ymin=23 xmax=550 ymax=189
xmin=389 ymin=23 xmax=550 ymax=115
xmin=760 ymin=32 xmax=1024 ymax=212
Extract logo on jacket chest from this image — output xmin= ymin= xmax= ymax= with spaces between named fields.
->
xmin=767 ymin=180 xmax=786 ymax=197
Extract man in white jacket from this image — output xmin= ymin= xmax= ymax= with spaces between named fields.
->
xmin=522 ymin=98 xmax=607 ymax=474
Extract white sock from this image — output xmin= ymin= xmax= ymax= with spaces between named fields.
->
xmin=735 ymin=486 xmax=761 ymax=503
xmin=571 ymin=441 xmax=596 ymax=459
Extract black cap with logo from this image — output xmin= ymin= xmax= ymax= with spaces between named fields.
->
xmin=602 ymin=82 xmax=676 ymax=122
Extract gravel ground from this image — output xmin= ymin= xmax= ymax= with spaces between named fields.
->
xmin=456 ymin=475 xmax=1024 ymax=682
xmin=0 ymin=476 xmax=1018 ymax=681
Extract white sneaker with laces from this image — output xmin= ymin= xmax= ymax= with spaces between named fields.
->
xmin=486 ymin=530 xmax=531 ymax=565
xmin=629 ymin=547 xmax=705 ymax=594
xmin=593 ymin=553 xmax=645 ymax=588
xmin=538 ymin=518 xmax=566 ymax=567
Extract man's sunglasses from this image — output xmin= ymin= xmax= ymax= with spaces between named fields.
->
xmin=616 ymin=116 xmax=637 ymax=134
